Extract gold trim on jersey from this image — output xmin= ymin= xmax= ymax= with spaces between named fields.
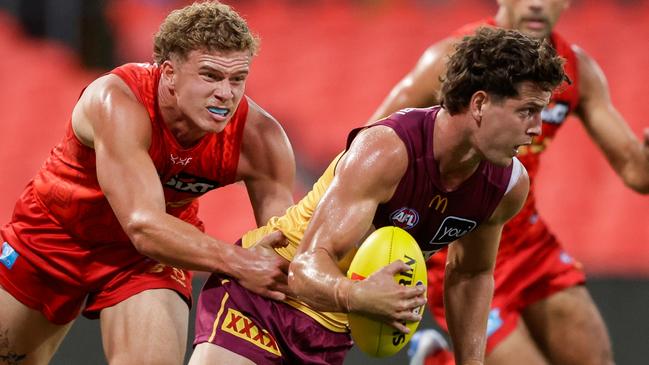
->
xmin=241 ymin=153 xmax=351 ymax=332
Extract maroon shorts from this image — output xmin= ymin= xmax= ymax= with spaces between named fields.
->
xmin=0 ymin=188 xmax=192 ymax=325
xmin=427 ymin=216 xmax=585 ymax=356
xmin=194 ymin=274 xmax=353 ymax=365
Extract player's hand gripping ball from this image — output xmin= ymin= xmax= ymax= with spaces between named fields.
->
xmin=346 ymin=226 xmax=427 ymax=357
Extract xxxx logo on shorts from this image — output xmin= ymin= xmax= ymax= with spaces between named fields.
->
xmin=221 ymin=308 xmax=282 ymax=356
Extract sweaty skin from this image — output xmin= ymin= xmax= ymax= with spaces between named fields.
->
xmin=369 ymin=2 xmax=649 ymax=365
xmin=291 ymin=88 xmax=539 ymax=363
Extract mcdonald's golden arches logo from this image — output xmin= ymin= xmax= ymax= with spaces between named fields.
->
xmin=428 ymin=194 xmax=448 ymax=213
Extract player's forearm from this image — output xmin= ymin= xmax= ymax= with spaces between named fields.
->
xmin=598 ymin=135 xmax=649 ymax=193
xmin=125 ymin=211 xmax=239 ymax=273
xmin=288 ymin=248 xmax=354 ymax=312
xmin=444 ymin=268 xmax=493 ymax=365
xmin=587 ymin=118 xmax=649 ymax=193
xmin=618 ymin=149 xmax=649 ymax=194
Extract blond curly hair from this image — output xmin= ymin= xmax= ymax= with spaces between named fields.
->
xmin=153 ymin=1 xmax=259 ymax=64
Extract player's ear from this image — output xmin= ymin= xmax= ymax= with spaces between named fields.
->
xmin=160 ymin=59 xmax=176 ymax=91
xmin=470 ymin=91 xmax=487 ymax=125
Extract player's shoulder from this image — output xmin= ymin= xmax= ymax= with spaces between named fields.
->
xmin=243 ymin=97 xmax=283 ymax=132
xmin=570 ymin=43 xmax=599 ymax=70
xmin=505 ymin=157 xmax=529 ymax=195
xmin=337 ymin=125 xmax=408 ymax=201
xmin=71 ymin=71 xmax=150 ymax=148
xmin=354 ymin=123 xmax=404 ymax=151
xmin=80 ymin=73 xmax=139 ymax=107
xmin=568 ymin=43 xmax=608 ymax=94
xmin=419 ymin=36 xmax=457 ymax=64
xmin=241 ymin=97 xmax=290 ymax=151
xmin=381 ymin=106 xmax=439 ymax=132
xmin=490 ymin=158 xmax=529 ymax=224
xmin=239 ymin=96 xmax=293 ymax=166
xmin=345 ymin=124 xmax=408 ymax=180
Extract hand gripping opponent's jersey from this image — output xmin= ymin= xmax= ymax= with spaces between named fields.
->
xmin=455 ymin=19 xmax=580 ymax=239
xmin=9 ymin=63 xmax=248 ymax=245
xmin=241 ymin=106 xmax=516 ymax=332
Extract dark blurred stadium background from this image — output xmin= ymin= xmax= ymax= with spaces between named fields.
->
xmin=0 ymin=0 xmax=647 ymax=364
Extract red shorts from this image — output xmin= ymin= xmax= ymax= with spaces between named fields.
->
xmin=194 ymin=274 xmax=353 ymax=365
xmin=0 ymin=187 xmax=192 ymax=325
xmin=427 ymin=215 xmax=585 ymax=357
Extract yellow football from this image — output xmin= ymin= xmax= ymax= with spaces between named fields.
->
xmin=346 ymin=226 xmax=428 ymax=357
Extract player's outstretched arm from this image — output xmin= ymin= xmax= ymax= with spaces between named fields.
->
xmin=75 ymin=75 xmax=288 ymax=300
xmin=368 ymin=37 xmax=456 ymax=123
xmin=574 ymin=46 xmax=649 ymax=193
xmin=288 ymin=126 xmax=426 ymax=332
xmin=239 ymin=97 xmax=296 ymax=225
xmin=444 ymin=165 xmax=530 ymax=365
xmin=232 ymin=98 xmax=297 ymax=300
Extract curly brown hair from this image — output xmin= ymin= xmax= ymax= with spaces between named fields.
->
xmin=440 ymin=27 xmax=568 ymax=115
xmin=153 ymin=1 xmax=259 ymax=64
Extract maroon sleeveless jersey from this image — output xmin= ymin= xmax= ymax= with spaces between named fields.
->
xmin=347 ymin=107 xmax=514 ymax=260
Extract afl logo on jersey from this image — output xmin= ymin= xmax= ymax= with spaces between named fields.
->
xmin=390 ymin=207 xmax=420 ymax=230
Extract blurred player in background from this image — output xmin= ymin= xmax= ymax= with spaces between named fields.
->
xmin=0 ymin=2 xmax=295 ymax=364
xmin=190 ymin=28 xmax=567 ymax=365
xmin=370 ymin=1 xmax=649 ymax=364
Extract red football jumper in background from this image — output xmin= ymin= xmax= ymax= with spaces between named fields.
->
xmin=426 ymin=19 xmax=585 ymax=358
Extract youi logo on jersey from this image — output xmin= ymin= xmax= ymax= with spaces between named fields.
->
xmin=430 ymin=216 xmax=477 ymax=244
xmin=390 ymin=207 xmax=420 ymax=230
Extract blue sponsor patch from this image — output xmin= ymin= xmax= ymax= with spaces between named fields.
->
xmin=1 ymin=241 xmax=19 ymax=269
xmin=486 ymin=308 xmax=503 ymax=337
xmin=559 ymin=251 xmax=574 ymax=264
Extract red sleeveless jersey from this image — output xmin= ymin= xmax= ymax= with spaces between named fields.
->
xmin=21 ymin=63 xmax=248 ymax=245
xmin=454 ymin=19 xmax=580 ymax=242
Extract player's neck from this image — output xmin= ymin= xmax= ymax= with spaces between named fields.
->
xmin=433 ymin=110 xmax=482 ymax=192
xmin=157 ymin=82 xmax=207 ymax=148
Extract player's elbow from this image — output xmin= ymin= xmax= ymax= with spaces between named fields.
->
xmin=618 ymin=159 xmax=649 ymax=194
xmin=624 ymin=176 xmax=649 ymax=194
xmin=628 ymin=182 xmax=649 ymax=194
xmin=124 ymin=212 xmax=159 ymax=257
